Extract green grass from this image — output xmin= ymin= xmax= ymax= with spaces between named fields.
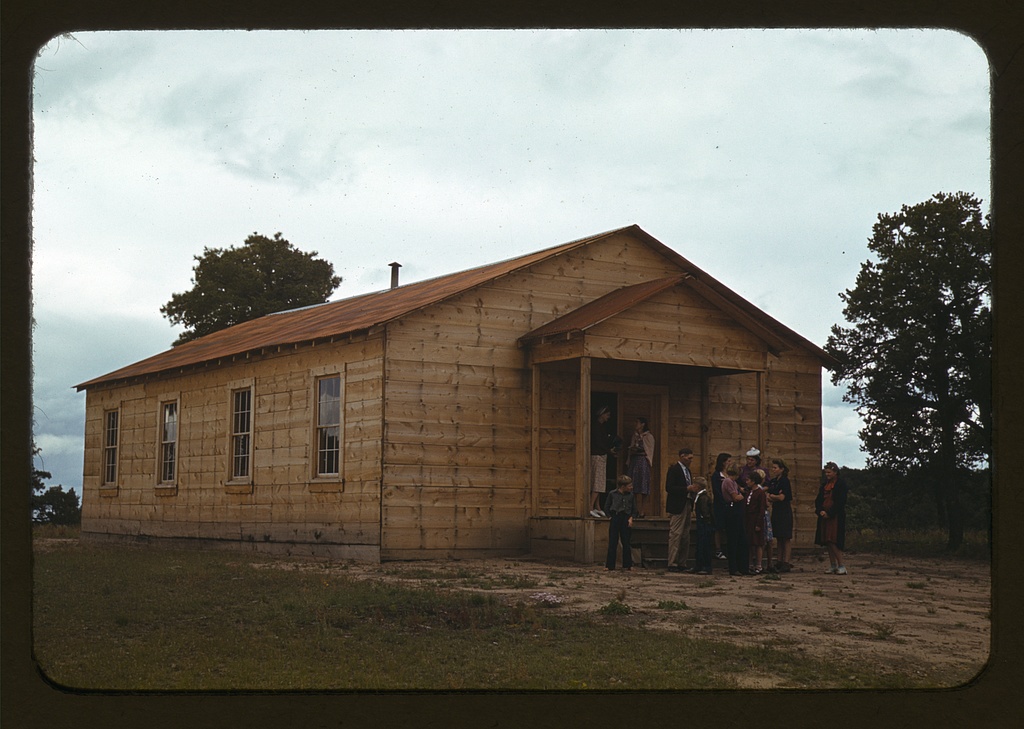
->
xmin=32 ymin=539 xmax=948 ymax=690
xmin=846 ymin=528 xmax=990 ymax=560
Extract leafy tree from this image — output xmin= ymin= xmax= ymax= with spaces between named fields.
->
xmin=31 ymin=446 xmax=81 ymax=525
xmin=825 ymin=192 xmax=991 ymax=550
xmin=161 ymin=232 xmax=342 ymax=345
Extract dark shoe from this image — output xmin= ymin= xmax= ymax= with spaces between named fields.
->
xmin=714 ymin=552 xmax=727 ymax=560
xmin=667 ymin=565 xmax=682 ymax=572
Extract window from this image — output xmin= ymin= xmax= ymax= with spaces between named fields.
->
xmin=160 ymin=401 xmax=178 ymax=483
xmin=316 ymin=375 xmax=341 ymax=477
xmin=103 ymin=410 xmax=119 ymax=485
xmin=231 ymin=388 xmax=252 ymax=480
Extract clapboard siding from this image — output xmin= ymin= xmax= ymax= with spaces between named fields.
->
xmin=81 ymin=336 xmax=386 ymax=557
xmin=80 ymin=227 xmax=830 ymax=561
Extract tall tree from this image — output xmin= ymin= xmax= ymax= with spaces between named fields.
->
xmin=31 ymin=446 xmax=81 ymax=525
xmin=825 ymin=192 xmax=991 ymax=550
xmin=161 ymin=232 xmax=342 ymax=345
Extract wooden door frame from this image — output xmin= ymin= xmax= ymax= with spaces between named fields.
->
xmin=593 ymin=379 xmax=670 ymax=516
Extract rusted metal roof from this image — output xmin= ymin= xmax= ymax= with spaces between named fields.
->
xmin=76 ymin=224 xmax=837 ymax=391
xmin=74 ymin=227 xmax=628 ymax=390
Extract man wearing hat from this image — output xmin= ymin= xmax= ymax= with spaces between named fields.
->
xmin=665 ymin=447 xmax=699 ymax=572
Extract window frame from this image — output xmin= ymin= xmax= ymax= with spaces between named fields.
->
xmin=229 ymin=386 xmax=254 ymax=483
xmin=102 ymin=408 xmax=120 ymax=487
xmin=313 ymin=373 xmax=343 ymax=482
xmin=158 ymin=399 xmax=179 ymax=486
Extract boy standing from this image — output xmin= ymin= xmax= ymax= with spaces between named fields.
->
xmin=605 ymin=475 xmax=639 ymax=570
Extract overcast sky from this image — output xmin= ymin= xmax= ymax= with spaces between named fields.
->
xmin=30 ymin=28 xmax=990 ymax=493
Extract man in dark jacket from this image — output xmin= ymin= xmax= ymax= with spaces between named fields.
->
xmin=665 ymin=447 xmax=698 ymax=572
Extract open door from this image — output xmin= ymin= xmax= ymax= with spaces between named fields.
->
xmin=619 ymin=394 xmax=663 ymax=516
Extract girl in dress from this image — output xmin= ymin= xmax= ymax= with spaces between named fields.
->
xmin=626 ymin=418 xmax=655 ymax=517
xmin=744 ymin=470 xmax=768 ymax=574
xmin=710 ymin=452 xmax=732 ymax=560
xmin=815 ymin=462 xmax=849 ymax=575
xmin=766 ymin=458 xmax=794 ymax=572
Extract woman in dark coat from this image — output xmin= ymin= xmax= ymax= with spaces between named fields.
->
xmin=814 ymin=461 xmax=849 ymax=575
xmin=710 ymin=452 xmax=732 ymax=560
xmin=765 ymin=457 xmax=794 ymax=572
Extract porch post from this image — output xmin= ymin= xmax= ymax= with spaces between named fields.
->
xmin=756 ymin=369 xmax=767 ymax=452
xmin=700 ymin=372 xmax=711 ymax=474
xmin=530 ymin=364 xmax=540 ymax=518
xmin=577 ymin=356 xmax=592 ymax=562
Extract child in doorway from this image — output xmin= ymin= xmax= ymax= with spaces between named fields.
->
xmin=605 ymin=475 xmax=639 ymax=571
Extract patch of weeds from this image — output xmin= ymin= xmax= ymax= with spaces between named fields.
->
xmin=598 ymin=600 xmax=632 ymax=616
xmin=696 ymin=580 xmax=715 ymax=588
xmin=906 ymin=581 xmax=927 ymax=590
xmin=657 ymin=600 xmax=689 ymax=611
xmin=812 ymin=589 xmax=825 ymax=597
xmin=926 ymin=606 xmax=937 ymax=614
xmin=761 ymin=572 xmax=782 ymax=582
xmin=872 ymin=623 xmax=898 ymax=640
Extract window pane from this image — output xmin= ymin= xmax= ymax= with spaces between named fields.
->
xmin=105 ymin=411 xmax=119 ymax=447
xmin=162 ymin=443 xmax=176 ymax=482
xmin=233 ymin=390 xmax=251 ymax=434
xmin=163 ymin=403 xmax=177 ymax=442
xmin=233 ymin=434 xmax=250 ymax=478
xmin=318 ymin=426 xmax=339 ymax=475
xmin=318 ymin=376 xmax=340 ymax=427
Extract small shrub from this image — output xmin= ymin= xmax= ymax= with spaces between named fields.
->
xmin=598 ymin=600 xmax=632 ymax=616
xmin=906 ymin=581 xmax=927 ymax=589
xmin=657 ymin=600 xmax=689 ymax=611
xmin=812 ymin=589 xmax=824 ymax=597
xmin=873 ymin=623 xmax=897 ymax=640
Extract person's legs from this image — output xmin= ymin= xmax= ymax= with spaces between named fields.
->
xmin=606 ymin=516 xmax=621 ymax=569
xmin=621 ymin=520 xmax=633 ymax=570
xmin=667 ymin=513 xmax=683 ymax=568
xmin=676 ymin=501 xmax=693 ymax=570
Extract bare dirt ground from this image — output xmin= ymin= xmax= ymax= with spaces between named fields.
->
xmin=33 ymin=538 xmax=990 ymax=688
xmin=332 ymin=550 xmax=991 ymax=688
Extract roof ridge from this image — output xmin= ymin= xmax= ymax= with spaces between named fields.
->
xmin=75 ymin=226 xmax=641 ymax=390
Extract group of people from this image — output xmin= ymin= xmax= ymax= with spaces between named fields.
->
xmin=595 ymin=414 xmax=849 ymax=576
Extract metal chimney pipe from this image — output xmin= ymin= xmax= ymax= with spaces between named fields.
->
xmin=389 ymin=262 xmax=402 ymax=289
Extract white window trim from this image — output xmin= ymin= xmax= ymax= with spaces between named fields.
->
xmin=101 ymin=407 xmax=120 ymax=488
xmin=312 ymin=369 xmax=344 ymax=484
xmin=157 ymin=395 xmax=180 ymax=487
xmin=227 ymin=383 xmax=255 ymax=485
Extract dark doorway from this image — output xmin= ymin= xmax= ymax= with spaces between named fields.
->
xmin=592 ymin=391 xmax=620 ymax=501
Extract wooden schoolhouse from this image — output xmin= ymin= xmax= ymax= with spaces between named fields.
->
xmin=76 ymin=225 xmax=837 ymax=563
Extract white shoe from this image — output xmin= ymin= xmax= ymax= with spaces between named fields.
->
xmin=836 ymin=566 xmax=848 ymax=575
xmin=597 ymin=510 xmax=607 ymax=518
xmin=824 ymin=565 xmax=836 ymax=574
xmin=589 ymin=509 xmax=602 ymax=518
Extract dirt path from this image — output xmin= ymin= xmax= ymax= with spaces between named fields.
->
xmin=333 ymin=551 xmax=990 ymax=688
